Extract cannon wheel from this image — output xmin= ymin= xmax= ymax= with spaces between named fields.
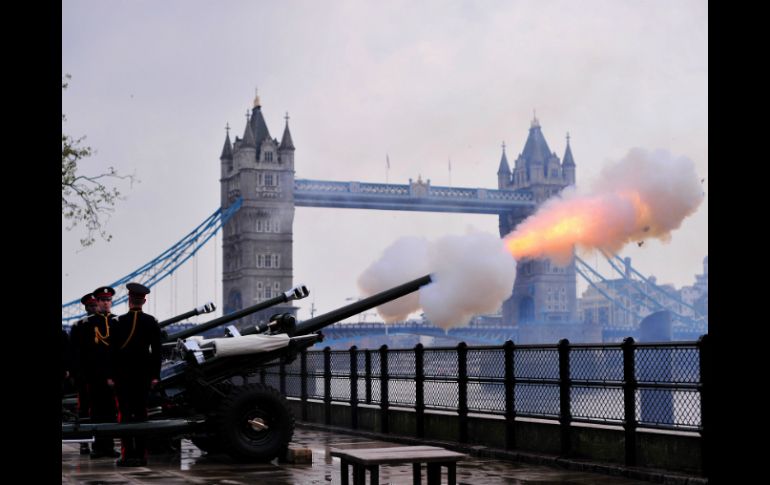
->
xmin=214 ymin=383 xmax=294 ymax=462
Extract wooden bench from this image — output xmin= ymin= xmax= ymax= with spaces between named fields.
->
xmin=330 ymin=445 xmax=466 ymax=485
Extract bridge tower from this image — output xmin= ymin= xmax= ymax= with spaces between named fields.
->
xmin=220 ymin=92 xmax=297 ymax=329
xmin=498 ymin=116 xmax=578 ymax=328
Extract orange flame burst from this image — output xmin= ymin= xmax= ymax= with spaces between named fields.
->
xmin=503 ymin=191 xmax=654 ymax=265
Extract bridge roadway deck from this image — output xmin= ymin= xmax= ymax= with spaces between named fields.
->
xmin=61 ymin=425 xmax=687 ymax=484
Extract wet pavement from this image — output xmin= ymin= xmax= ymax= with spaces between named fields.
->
xmin=62 ymin=426 xmax=666 ymax=484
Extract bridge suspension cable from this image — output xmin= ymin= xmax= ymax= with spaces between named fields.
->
xmin=603 ymin=252 xmax=702 ymax=318
xmin=599 ymin=252 xmax=664 ymax=311
xmin=574 ymin=256 xmax=643 ymax=326
xmin=61 ymin=197 xmax=243 ymax=323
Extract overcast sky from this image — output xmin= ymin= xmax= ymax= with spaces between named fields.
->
xmin=62 ymin=0 xmax=708 ymax=323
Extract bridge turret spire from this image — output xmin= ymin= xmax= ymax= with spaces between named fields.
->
xmin=497 ymin=141 xmax=511 ymax=189
xmin=248 ymin=93 xmax=272 ymax=147
xmin=497 ymin=141 xmax=510 ymax=174
xmin=522 ymin=113 xmax=551 ymax=167
xmin=562 ymin=131 xmax=576 ymax=185
xmin=562 ymin=132 xmax=575 ymax=167
xmin=242 ymin=111 xmax=256 ymax=147
xmin=220 ymin=123 xmax=233 ymax=160
xmin=280 ymin=112 xmax=295 ymax=151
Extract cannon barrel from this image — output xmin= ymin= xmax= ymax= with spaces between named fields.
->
xmin=241 ymin=274 xmax=433 ymax=337
xmin=158 ymin=302 xmax=217 ymax=329
xmin=164 ymin=285 xmax=309 ymax=342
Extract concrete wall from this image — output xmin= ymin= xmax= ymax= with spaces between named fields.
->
xmin=636 ymin=430 xmax=702 ymax=474
xmin=287 ymin=399 xmax=702 ymax=475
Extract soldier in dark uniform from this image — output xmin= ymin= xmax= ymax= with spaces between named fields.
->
xmin=79 ymin=286 xmax=120 ymax=459
xmin=69 ymin=293 xmax=99 ymax=455
xmin=61 ymin=328 xmax=70 ymax=395
xmin=112 ymin=282 xmax=161 ymax=467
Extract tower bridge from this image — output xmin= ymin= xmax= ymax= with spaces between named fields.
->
xmin=219 ymin=93 xmax=577 ymax=334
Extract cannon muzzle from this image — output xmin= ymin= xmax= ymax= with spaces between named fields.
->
xmin=158 ymin=302 xmax=217 ymax=329
xmin=163 ymin=284 xmax=309 ymax=342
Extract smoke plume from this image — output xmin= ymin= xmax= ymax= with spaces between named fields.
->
xmin=357 ymin=231 xmax=516 ymax=330
xmin=357 ymin=236 xmax=429 ymax=322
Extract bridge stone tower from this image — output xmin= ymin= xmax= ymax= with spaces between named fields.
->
xmin=497 ymin=116 xmax=578 ymax=327
xmin=220 ymin=93 xmax=297 ymax=330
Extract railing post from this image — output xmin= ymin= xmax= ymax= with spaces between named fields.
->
xmin=350 ymin=345 xmax=359 ymax=430
xmin=380 ymin=344 xmax=389 ymax=434
xmin=622 ymin=337 xmax=637 ymax=466
xmin=300 ymin=349 xmax=308 ymax=421
xmin=698 ymin=334 xmax=709 ymax=479
xmin=415 ymin=343 xmax=425 ymax=438
xmin=324 ymin=346 xmax=332 ymax=426
xmin=365 ymin=349 xmax=372 ymax=404
xmin=504 ymin=340 xmax=516 ymax=450
xmin=458 ymin=342 xmax=468 ymax=443
xmin=558 ymin=338 xmax=571 ymax=457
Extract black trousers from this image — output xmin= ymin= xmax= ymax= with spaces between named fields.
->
xmin=115 ymin=378 xmax=150 ymax=460
xmin=87 ymin=378 xmax=117 ymax=452
xmin=75 ymin=377 xmax=90 ymax=419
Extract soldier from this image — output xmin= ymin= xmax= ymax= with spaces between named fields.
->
xmin=69 ymin=293 xmax=98 ymax=455
xmin=80 ymin=286 xmax=120 ymax=459
xmin=61 ymin=328 xmax=70 ymax=394
xmin=113 ymin=282 xmax=161 ymax=467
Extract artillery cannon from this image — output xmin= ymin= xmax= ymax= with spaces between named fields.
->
xmin=157 ymin=301 xmax=217 ymax=329
xmin=62 ymin=275 xmax=432 ymax=462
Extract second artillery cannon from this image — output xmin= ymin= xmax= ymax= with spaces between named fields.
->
xmin=62 ymin=275 xmax=433 ymax=463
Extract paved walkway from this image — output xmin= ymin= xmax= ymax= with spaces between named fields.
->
xmin=62 ymin=426 xmax=661 ymax=484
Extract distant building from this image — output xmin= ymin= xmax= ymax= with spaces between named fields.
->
xmin=577 ymin=256 xmax=708 ymax=328
xmin=678 ymin=255 xmax=708 ymax=318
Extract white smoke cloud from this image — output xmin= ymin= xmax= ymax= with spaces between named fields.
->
xmin=357 ymin=236 xmax=429 ymax=322
xmin=420 ymin=231 xmax=517 ymax=330
xmin=591 ymin=148 xmax=704 ymax=241
xmin=357 ymin=230 xmax=516 ymax=330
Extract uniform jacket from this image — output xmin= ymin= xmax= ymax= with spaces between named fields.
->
xmin=112 ymin=310 xmax=162 ymax=382
xmin=77 ymin=313 xmax=119 ymax=380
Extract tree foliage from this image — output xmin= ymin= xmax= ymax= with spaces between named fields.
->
xmin=62 ymin=75 xmax=136 ymax=247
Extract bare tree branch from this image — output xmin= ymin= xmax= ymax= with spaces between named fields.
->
xmin=62 ymin=75 xmax=137 ymax=247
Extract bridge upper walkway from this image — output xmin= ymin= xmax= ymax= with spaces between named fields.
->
xmin=294 ymin=178 xmax=536 ymax=214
